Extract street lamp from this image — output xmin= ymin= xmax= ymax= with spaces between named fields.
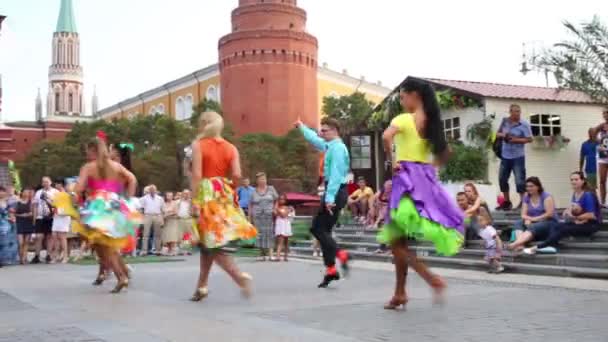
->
xmin=519 ymin=41 xmax=550 ymax=87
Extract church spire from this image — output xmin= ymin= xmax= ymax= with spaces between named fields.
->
xmin=91 ymin=85 xmax=98 ymax=117
xmin=35 ymin=88 xmax=42 ymax=122
xmin=56 ymin=0 xmax=77 ymax=33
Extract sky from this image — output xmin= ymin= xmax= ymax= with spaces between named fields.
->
xmin=0 ymin=0 xmax=607 ymax=122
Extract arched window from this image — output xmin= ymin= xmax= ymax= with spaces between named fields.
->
xmin=206 ymin=85 xmax=219 ymax=103
xmin=55 ymin=92 xmax=60 ymax=112
xmin=149 ymin=106 xmax=157 ymax=115
xmin=68 ymin=93 xmax=73 ymax=112
xmin=157 ymin=104 xmax=165 ymax=115
xmin=184 ymin=95 xmax=193 ymax=120
xmin=176 ymin=97 xmax=185 ymax=120
xmin=329 ymin=91 xmax=340 ymax=99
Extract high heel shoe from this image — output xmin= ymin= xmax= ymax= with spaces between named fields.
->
xmin=383 ymin=296 xmax=408 ymax=310
xmin=190 ymin=287 xmax=209 ymax=302
xmin=430 ymin=276 xmax=447 ymax=306
xmin=240 ymin=273 xmax=253 ymax=299
xmin=110 ymin=279 xmax=129 ymax=294
xmin=92 ymin=274 xmax=106 ymax=286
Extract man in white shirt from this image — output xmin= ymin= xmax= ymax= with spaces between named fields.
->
xmin=32 ymin=176 xmax=59 ymax=264
xmin=140 ymin=185 xmax=164 ymax=256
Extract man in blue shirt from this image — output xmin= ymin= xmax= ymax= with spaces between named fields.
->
xmin=236 ymin=178 xmax=255 ymax=216
xmin=580 ymin=128 xmax=598 ymax=190
xmin=496 ymin=104 xmax=533 ymax=211
xmin=296 ymin=117 xmax=351 ymax=288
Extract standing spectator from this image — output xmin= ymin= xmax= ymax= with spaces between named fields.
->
xmin=249 ymin=172 xmax=278 ymax=261
xmin=580 ymin=128 xmax=598 ymax=189
xmin=347 ymin=177 xmax=374 ymax=223
xmin=525 ymin=171 xmax=601 ymax=254
xmin=237 ymin=178 xmax=255 ymax=216
xmin=50 ymin=181 xmax=71 ymax=263
xmin=0 ymin=186 xmax=17 ymax=267
xmin=32 ymin=176 xmax=59 ymax=264
xmin=496 ymin=104 xmax=533 ymax=211
xmin=507 ymin=177 xmax=558 ymax=251
xmin=162 ymin=192 xmax=179 ymax=256
xmin=176 ymin=189 xmax=193 ymax=255
xmin=140 ymin=185 xmax=164 ymax=256
xmin=593 ymin=109 xmax=608 ymax=206
xmin=274 ymin=194 xmax=294 ymax=262
xmin=15 ymin=188 xmax=34 ymax=264
xmin=477 ymin=213 xmax=504 ymax=273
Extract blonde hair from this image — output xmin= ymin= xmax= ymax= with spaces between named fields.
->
xmin=88 ymin=138 xmax=111 ymax=178
xmin=198 ymin=111 xmax=224 ymax=139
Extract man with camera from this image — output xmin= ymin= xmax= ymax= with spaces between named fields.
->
xmin=32 ymin=176 xmax=59 ymax=264
xmin=496 ymin=104 xmax=533 ymax=211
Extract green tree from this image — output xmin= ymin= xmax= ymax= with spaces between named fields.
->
xmin=322 ymin=92 xmax=375 ymax=135
xmin=18 ymin=141 xmax=84 ymax=186
xmin=536 ymin=15 xmax=608 ymax=102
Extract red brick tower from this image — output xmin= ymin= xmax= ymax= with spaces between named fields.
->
xmin=219 ymin=0 xmax=319 ymax=136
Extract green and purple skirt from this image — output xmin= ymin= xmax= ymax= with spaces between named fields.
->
xmin=378 ymin=161 xmax=464 ymax=256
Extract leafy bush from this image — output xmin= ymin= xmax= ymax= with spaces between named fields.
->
xmin=439 ymin=143 xmax=488 ymax=182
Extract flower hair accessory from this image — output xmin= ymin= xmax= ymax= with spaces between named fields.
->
xmin=96 ymin=130 xmax=107 ymax=142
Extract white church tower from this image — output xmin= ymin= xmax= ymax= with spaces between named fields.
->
xmin=47 ymin=0 xmax=84 ymax=118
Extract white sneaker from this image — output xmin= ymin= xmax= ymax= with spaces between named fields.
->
xmin=523 ymin=247 xmax=537 ymax=255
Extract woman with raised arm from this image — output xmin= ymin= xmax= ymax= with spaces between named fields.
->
xmin=73 ymin=132 xmax=142 ymax=293
xmin=189 ymin=111 xmax=257 ymax=302
xmin=379 ymin=80 xmax=464 ymax=310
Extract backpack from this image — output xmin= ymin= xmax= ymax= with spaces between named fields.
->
xmin=492 ymin=118 xmax=506 ymax=160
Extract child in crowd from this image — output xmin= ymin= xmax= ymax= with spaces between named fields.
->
xmin=477 ymin=212 xmax=504 ymax=274
xmin=274 ymin=194 xmax=294 ymax=262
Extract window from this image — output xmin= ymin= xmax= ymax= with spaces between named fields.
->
xmin=55 ymin=92 xmax=60 ymax=112
xmin=184 ymin=95 xmax=193 ymax=120
xmin=443 ymin=117 xmax=461 ymax=141
xmin=530 ymin=114 xmax=561 ymax=137
xmin=176 ymin=97 xmax=185 ymax=120
xmin=329 ymin=91 xmax=339 ymax=99
xmin=149 ymin=106 xmax=157 ymax=115
xmin=206 ymin=85 xmax=219 ymax=102
xmin=156 ymin=104 xmax=165 ymax=115
xmin=351 ymin=135 xmax=372 ymax=169
xmin=68 ymin=93 xmax=73 ymax=112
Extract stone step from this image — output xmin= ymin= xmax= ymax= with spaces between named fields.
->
xmin=331 ymin=231 xmax=608 ymax=247
xmin=289 ymin=247 xmax=608 ymax=279
xmin=292 ymin=239 xmax=608 ymax=268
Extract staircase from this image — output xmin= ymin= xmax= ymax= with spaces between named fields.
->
xmin=289 ymin=211 xmax=608 ymax=279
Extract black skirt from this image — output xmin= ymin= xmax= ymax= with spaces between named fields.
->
xmin=16 ymin=217 xmax=35 ymax=235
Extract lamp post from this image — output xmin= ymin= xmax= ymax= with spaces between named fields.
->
xmin=519 ymin=41 xmax=550 ymax=87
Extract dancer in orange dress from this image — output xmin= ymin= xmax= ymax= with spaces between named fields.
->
xmin=190 ymin=111 xmax=257 ymax=302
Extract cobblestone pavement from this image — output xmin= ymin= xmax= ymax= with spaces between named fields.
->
xmin=1 ymin=256 xmax=607 ymax=342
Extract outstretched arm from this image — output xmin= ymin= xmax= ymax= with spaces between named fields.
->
xmin=295 ymin=120 xmax=326 ymax=152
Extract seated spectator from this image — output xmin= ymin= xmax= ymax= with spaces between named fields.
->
xmin=369 ymin=180 xmax=392 ymax=229
xmin=462 ymin=183 xmax=490 ymax=241
xmin=524 ymin=171 xmax=601 ymax=254
xmin=507 ymin=177 xmax=558 ymax=251
xmin=348 ymin=177 xmax=374 ymax=223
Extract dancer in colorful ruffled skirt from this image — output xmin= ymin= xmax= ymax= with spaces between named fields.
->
xmin=73 ymin=132 xmax=142 ymax=293
xmin=379 ymin=79 xmax=464 ymax=309
xmin=189 ymin=111 xmax=257 ymax=302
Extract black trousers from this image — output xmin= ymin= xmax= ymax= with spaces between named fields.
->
xmin=311 ymin=184 xmax=348 ymax=268
xmin=536 ymin=221 xmax=600 ymax=249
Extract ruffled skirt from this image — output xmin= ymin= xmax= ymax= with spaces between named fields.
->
xmin=377 ymin=161 xmax=464 ymax=256
xmin=194 ymin=177 xmax=257 ymax=249
xmin=74 ymin=190 xmax=142 ymax=249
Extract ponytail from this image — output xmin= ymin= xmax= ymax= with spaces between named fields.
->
xmin=88 ymin=131 xmax=111 ymax=178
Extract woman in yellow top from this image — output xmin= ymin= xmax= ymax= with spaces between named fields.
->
xmin=380 ymin=79 xmax=464 ymax=310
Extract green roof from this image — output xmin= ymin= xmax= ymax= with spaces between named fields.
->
xmin=56 ymin=0 xmax=77 ymax=33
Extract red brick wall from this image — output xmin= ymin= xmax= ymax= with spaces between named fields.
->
xmin=219 ymin=2 xmax=319 ymax=136
xmin=0 ymin=122 xmax=73 ymax=162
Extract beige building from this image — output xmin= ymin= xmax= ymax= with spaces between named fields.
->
xmin=420 ymin=77 xmax=606 ymax=207
xmin=97 ymin=63 xmax=391 ymax=122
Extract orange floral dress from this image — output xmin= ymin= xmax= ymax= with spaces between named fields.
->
xmin=193 ymin=138 xmax=257 ymax=248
